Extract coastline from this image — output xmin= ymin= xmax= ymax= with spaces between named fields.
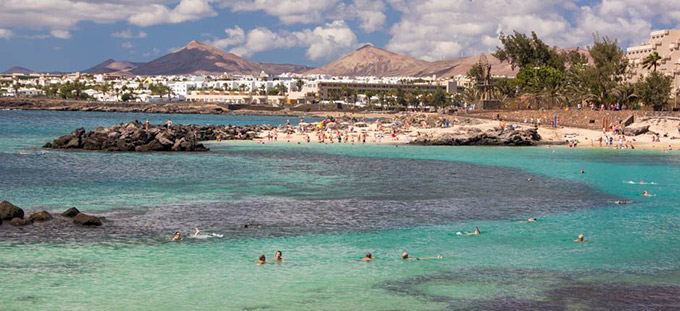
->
xmin=4 ymin=97 xmax=680 ymax=151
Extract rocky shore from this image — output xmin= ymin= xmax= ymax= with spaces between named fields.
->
xmin=410 ymin=127 xmax=541 ymax=146
xmin=43 ymin=121 xmax=273 ymax=152
xmin=0 ymin=200 xmax=102 ymax=227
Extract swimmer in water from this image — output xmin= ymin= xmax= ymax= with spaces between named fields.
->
xmin=274 ymin=250 xmax=283 ymax=262
xmin=580 ymin=169 xmax=585 ymax=174
xmin=194 ymin=227 xmax=200 ymax=237
xmin=574 ymin=234 xmax=588 ymax=242
xmin=642 ymin=191 xmax=651 ymax=197
xmin=520 ymin=218 xmax=538 ymax=223
xmin=464 ymin=226 xmax=481 ymax=236
xmin=361 ymin=253 xmax=373 ymax=261
xmin=401 ymin=252 xmax=443 ymax=260
xmin=172 ymin=232 xmax=182 ymax=241
xmin=614 ymin=200 xmax=632 ymax=204
xmin=257 ymin=254 xmax=266 ymax=265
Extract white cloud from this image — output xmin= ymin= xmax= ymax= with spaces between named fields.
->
xmin=112 ymin=29 xmax=148 ymax=39
xmin=207 ymin=26 xmax=246 ymax=49
xmin=0 ymin=28 xmax=13 ymax=39
xmin=209 ymin=20 xmax=359 ymax=61
xmin=121 ymin=41 xmax=133 ymax=49
xmin=50 ymin=30 xmax=71 ymax=39
xmin=220 ymin=0 xmax=386 ymax=31
xmin=129 ymin=0 xmax=217 ymax=27
xmin=383 ymin=0 xmax=680 ymax=61
xmin=0 ymin=0 xmax=216 ymax=36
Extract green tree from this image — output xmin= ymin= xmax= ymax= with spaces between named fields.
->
xmin=467 ymin=64 xmax=484 ymax=85
xmin=642 ymin=52 xmax=662 ymax=72
xmin=295 ymin=79 xmax=305 ymax=91
xmin=494 ymin=30 xmax=565 ymax=71
xmin=635 ymin=71 xmax=672 ymax=110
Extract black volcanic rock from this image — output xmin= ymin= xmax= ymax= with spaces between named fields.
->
xmin=44 ymin=121 xmax=274 ymax=152
xmin=0 ymin=201 xmax=24 ymax=220
xmin=73 ymin=213 xmax=102 ymax=226
xmin=62 ymin=207 xmax=81 ymax=218
xmin=410 ymin=128 xmax=541 ymax=146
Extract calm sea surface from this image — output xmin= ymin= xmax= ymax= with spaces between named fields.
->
xmin=1 ymin=110 xmax=679 ymax=310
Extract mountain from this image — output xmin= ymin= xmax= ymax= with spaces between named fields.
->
xmin=130 ymin=40 xmax=311 ymax=76
xmin=83 ymin=59 xmax=142 ymax=74
xmin=2 ymin=66 xmax=35 ymax=74
xmin=305 ymin=45 xmax=429 ymax=77
xmin=399 ymin=54 xmax=517 ymax=78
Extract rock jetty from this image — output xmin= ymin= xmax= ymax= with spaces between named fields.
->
xmin=43 ymin=121 xmax=274 ymax=152
xmin=410 ymin=127 xmax=541 ymax=146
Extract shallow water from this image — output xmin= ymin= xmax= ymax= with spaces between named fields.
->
xmin=1 ymin=110 xmax=679 ymax=310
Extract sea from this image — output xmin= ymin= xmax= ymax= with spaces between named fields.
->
xmin=0 ymin=110 xmax=679 ymax=310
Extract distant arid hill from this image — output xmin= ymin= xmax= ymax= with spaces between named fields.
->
xmin=2 ymin=66 xmax=35 ymax=74
xmin=129 ymin=41 xmax=311 ymax=76
xmin=305 ymin=44 xmax=429 ymax=77
xmin=307 ymin=46 xmax=592 ymax=78
xmin=83 ymin=59 xmax=143 ymax=74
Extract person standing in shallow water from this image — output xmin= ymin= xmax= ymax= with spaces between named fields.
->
xmin=274 ymin=251 xmax=283 ymax=262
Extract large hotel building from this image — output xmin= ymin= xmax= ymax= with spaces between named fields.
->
xmin=626 ymin=30 xmax=680 ymax=98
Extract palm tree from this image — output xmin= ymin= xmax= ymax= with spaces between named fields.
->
xmin=642 ymin=52 xmax=662 ymax=72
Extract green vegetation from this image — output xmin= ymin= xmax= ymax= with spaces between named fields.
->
xmin=470 ymin=31 xmax=675 ymax=111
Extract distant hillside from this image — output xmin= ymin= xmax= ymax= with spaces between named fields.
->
xmin=305 ymin=45 xmax=429 ymax=77
xmin=307 ymin=47 xmax=592 ymax=78
xmin=130 ymin=40 xmax=311 ymax=76
xmin=2 ymin=66 xmax=35 ymax=74
xmin=83 ymin=59 xmax=142 ymax=74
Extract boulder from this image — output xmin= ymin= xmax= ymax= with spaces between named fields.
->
xmin=9 ymin=217 xmax=33 ymax=226
xmin=135 ymin=140 xmax=166 ymax=152
xmin=624 ymin=125 xmax=650 ymax=136
xmin=28 ymin=210 xmax=53 ymax=222
xmin=61 ymin=207 xmax=80 ymax=218
xmin=73 ymin=213 xmax=102 ymax=226
xmin=0 ymin=200 xmax=24 ymax=220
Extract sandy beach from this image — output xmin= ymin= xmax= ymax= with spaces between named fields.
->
xmin=206 ymin=113 xmax=680 ymax=151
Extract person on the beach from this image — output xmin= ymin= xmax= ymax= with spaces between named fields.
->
xmin=464 ymin=226 xmax=481 ymax=236
xmin=172 ymin=232 xmax=182 ymax=241
xmin=520 ymin=218 xmax=538 ymax=223
xmin=145 ymin=118 xmax=149 ymax=131
xmin=361 ymin=253 xmax=373 ymax=261
xmin=401 ymin=252 xmax=442 ymax=260
xmin=257 ymin=254 xmax=266 ymax=265
xmin=274 ymin=250 xmax=283 ymax=262
xmin=574 ymin=234 xmax=588 ymax=242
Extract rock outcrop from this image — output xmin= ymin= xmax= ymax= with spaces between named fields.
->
xmin=410 ymin=127 xmax=541 ymax=146
xmin=29 ymin=210 xmax=53 ymax=222
xmin=62 ymin=207 xmax=81 ymax=218
xmin=0 ymin=201 xmax=24 ymax=220
xmin=9 ymin=217 xmax=33 ymax=226
xmin=624 ymin=125 xmax=650 ymax=136
xmin=44 ymin=121 xmax=274 ymax=152
xmin=73 ymin=213 xmax=103 ymax=226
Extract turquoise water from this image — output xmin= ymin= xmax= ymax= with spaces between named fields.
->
xmin=1 ymin=110 xmax=679 ymax=310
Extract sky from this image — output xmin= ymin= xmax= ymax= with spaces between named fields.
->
xmin=1 ymin=0 xmax=679 ymax=72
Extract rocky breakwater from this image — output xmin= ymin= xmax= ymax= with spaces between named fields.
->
xmin=410 ymin=127 xmax=541 ymax=146
xmin=43 ymin=121 xmax=274 ymax=152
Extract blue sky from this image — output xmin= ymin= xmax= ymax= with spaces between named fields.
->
xmin=0 ymin=0 xmax=678 ymax=72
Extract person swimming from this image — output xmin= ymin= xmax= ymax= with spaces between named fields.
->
xmin=520 ymin=218 xmax=538 ymax=223
xmin=172 ymin=232 xmax=182 ymax=241
xmin=614 ymin=200 xmax=632 ymax=204
xmin=274 ymin=250 xmax=283 ymax=262
xmin=580 ymin=169 xmax=585 ymax=174
xmin=574 ymin=234 xmax=588 ymax=242
xmin=642 ymin=191 xmax=651 ymax=197
xmin=401 ymin=251 xmax=443 ymax=260
xmin=464 ymin=226 xmax=481 ymax=236
xmin=257 ymin=254 xmax=266 ymax=265
xmin=361 ymin=253 xmax=373 ymax=261
xmin=194 ymin=227 xmax=200 ymax=237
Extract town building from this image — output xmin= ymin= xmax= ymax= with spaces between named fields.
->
xmin=626 ymin=29 xmax=680 ymax=98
